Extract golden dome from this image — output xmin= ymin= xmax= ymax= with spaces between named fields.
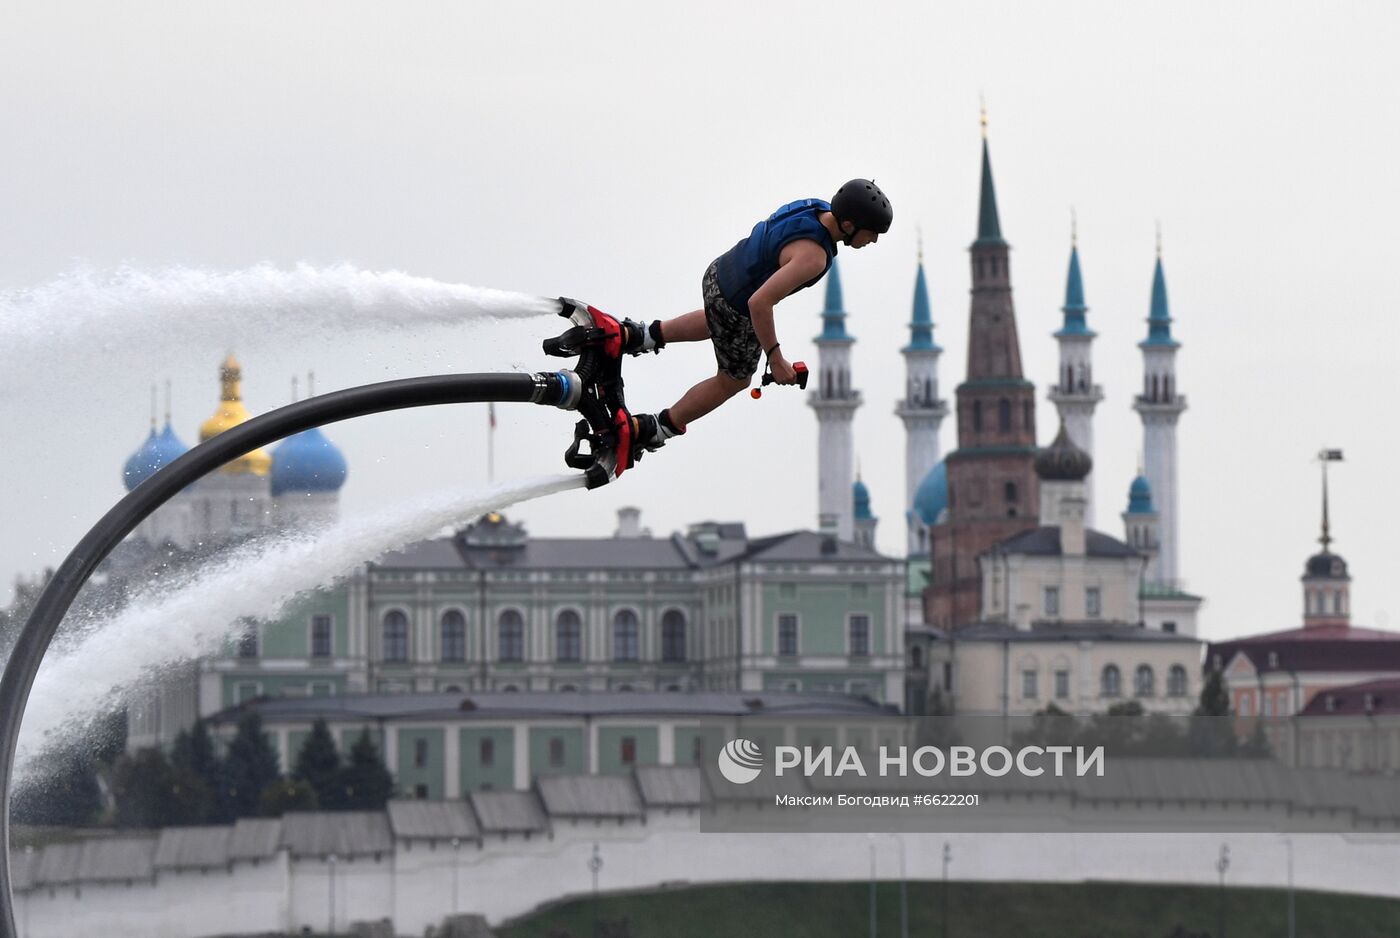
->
xmin=199 ymin=353 xmax=273 ymax=476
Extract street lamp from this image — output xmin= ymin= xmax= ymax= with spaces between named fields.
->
xmin=1216 ymin=843 xmax=1230 ymax=938
xmin=328 ymin=853 xmax=339 ymax=938
xmin=867 ymin=833 xmax=877 ymax=938
xmin=1282 ymin=837 xmax=1295 ymax=938
xmin=884 ymin=834 xmax=907 ymax=938
xmin=588 ymin=843 xmax=603 ymax=937
xmin=941 ymin=841 xmax=952 ymax=938
xmin=19 ymin=848 xmax=30 ymax=938
xmin=451 ymin=837 xmax=461 ymax=916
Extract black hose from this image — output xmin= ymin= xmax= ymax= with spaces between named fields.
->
xmin=0 ymin=371 xmax=560 ymax=937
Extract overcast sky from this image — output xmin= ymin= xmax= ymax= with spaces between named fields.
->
xmin=2 ymin=1 xmax=1397 ymax=643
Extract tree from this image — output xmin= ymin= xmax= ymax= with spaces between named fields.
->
xmin=295 ymin=718 xmax=344 ymax=809
xmin=1189 ymin=668 xmax=1237 ymax=757
xmin=171 ymin=718 xmax=223 ymax=818
xmin=337 ymin=728 xmax=394 ymax=810
xmin=111 ymin=747 xmax=211 ymax=828
xmin=259 ymin=777 xmax=318 ymax=816
xmin=11 ymin=743 xmax=103 ymax=827
xmin=221 ymin=712 xmax=281 ymax=819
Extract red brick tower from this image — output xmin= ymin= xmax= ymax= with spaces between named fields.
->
xmin=926 ymin=123 xmax=1040 ymax=630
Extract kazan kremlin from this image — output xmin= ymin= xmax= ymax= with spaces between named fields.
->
xmin=8 ymin=131 xmax=1400 ymax=936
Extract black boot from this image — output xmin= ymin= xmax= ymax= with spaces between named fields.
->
xmin=620 ymin=319 xmax=664 ymax=356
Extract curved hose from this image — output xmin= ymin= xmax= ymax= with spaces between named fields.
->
xmin=0 ymin=371 xmax=569 ymax=936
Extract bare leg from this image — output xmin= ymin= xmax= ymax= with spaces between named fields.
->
xmin=656 ymin=309 xmax=709 ymax=343
xmin=668 ymin=370 xmax=752 ymax=428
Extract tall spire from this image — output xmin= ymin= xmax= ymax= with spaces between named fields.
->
xmin=1056 ymin=239 xmax=1091 ymax=337
xmin=1318 ymin=449 xmax=1344 ymax=552
xmin=818 ymin=259 xmax=852 ymax=341
xmin=905 ymin=253 xmax=938 ymax=353
xmin=975 ymin=140 xmax=1005 ymax=246
xmin=1142 ymin=245 xmax=1178 ymax=348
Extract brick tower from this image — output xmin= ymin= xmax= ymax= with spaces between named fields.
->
xmin=926 ymin=119 xmax=1040 ymax=630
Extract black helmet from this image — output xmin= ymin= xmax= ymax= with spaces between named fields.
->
xmin=831 ymin=178 xmax=892 ymax=234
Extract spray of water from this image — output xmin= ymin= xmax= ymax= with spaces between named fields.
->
xmin=15 ymin=472 xmax=585 ymax=778
xmin=0 ymin=262 xmax=558 ymax=381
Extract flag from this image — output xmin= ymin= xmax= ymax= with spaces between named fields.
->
xmin=1320 ymin=449 xmax=1343 ymax=462
xmin=489 ymin=402 xmax=496 ymax=430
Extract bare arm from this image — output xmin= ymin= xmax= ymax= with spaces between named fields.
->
xmin=748 ymin=238 xmax=829 ymax=355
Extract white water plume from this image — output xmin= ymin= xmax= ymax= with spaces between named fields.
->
xmin=16 ymin=472 xmax=585 ymax=776
xmin=0 ymin=262 xmax=558 ymax=380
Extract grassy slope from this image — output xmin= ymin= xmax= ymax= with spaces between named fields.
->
xmin=497 ymin=880 xmax=1400 ymax=938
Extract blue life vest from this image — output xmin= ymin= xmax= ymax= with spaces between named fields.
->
xmin=714 ymin=199 xmax=838 ymax=315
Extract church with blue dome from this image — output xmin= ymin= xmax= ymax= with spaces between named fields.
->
xmin=123 ymin=357 xmax=348 ymax=549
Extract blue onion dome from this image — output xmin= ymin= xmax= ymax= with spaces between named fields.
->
xmin=1034 ymin=424 xmax=1093 ymax=481
xmin=853 ymin=477 xmax=874 ymax=521
xmin=122 ymin=421 xmax=191 ymax=491
xmin=1127 ymin=474 xmax=1155 ymax=515
xmin=913 ymin=460 xmax=949 ymax=525
xmin=270 ymin=426 xmax=348 ymax=496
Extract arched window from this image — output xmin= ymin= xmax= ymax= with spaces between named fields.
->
xmin=1134 ymin=664 xmax=1155 ymax=698
xmin=613 ymin=609 xmax=640 ymax=662
xmin=998 ymin=398 xmax=1012 ymax=433
xmin=1004 ymin=482 xmax=1018 ymax=503
xmin=1101 ymin=664 xmax=1121 ymax=698
xmin=556 ymin=609 xmax=582 ymax=662
xmin=973 ymin=400 xmax=983 ymax=432
xmin=910 ymin=646 xmax=924 ymax=670
xmin=382 ymin=610 xmax=409 ymax=663
xmin=1023 ymin=400 xmax=1033 ymax=431
xmin=661 ymin=610 xmax=687 ymax=662
xmin=497 ymin=610 xmax=524 ymax=663
xmin=440 ymin=610 xmax=466 ymax=663
xmin=924 ymin=377 xmax=933 ymax=404
xmin=1167 ymin=665 xmax=1188 ymax=698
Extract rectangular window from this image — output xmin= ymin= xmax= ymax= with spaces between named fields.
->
xmin=1085 ymin=588 xmax=1101 ymax=619
xmin=620 ymin=736 xmax=636 ymax=765
xmin=777 ymin=614 xmax=799 ymax=656
xmin=310 ymin=682 xmax=334 ymax=697
xmin=414 ymin=784 xmax=428 ymax=800
xmin=414 ymin=738 xmax=429 ymax=769
xmin=1162 ymin=621 xmax=1178 ymax=634
xmin=849 ymin=614 xmax=871 ymax=657
xmin=1022 ymin=670 xmax=1038 ymax=699
xmin=1054 ymin=670 xmax=1070 ymax=700
xmin=1044 ymin=587 xmax=1060 ymax=616
xmin=237 ymin=624 xmax=258 ymax=659
xmin=311 ymin=615 xmax=333 ymax=658
xmin=480 ymin=738 xmax=495 ymax=767
xmin=235 ymin=682 xmax=259 ymax=703
xmin=549 ymin=737 xmax=565 ymax=768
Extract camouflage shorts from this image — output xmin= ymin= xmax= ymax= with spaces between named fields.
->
xmin=703 ymin=260 xmax=761 ymax=380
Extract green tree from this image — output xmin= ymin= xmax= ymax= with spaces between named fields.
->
xmin=295 ymin=718 xmax=344 ymax=809
xmin=259 ymin=777 xmax=318 ymax=816
xmin=171 ymin=718 xmax=224 ymax=820
xmin=222 ymin=712 xmax=281 ymax=819
xmin=11 ymin=743 xmax=103 ymax=827
xmin=336 ymin=728 xmax=395 ymax=810
xmin=111 ymin=747 xmax=211 ymax=827
xmin=1189 ymin=668 xmax=1237 ymax=757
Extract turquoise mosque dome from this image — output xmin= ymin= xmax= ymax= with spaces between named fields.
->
xmin=1127 ymin=474 xmax=1155 ymax=515
xmin=271 ymin=427 xmax=348 ymax=497
xmin=913 ymin=460 xmax=949 ymax=525
xmin=853 ymin=478 xmax=874 ymax=522
xmin=122 ymin=421 xmax=191 ymax=491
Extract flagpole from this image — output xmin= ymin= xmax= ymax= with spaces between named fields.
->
xmin=488 ymin=403 xmax=496 ymax=484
